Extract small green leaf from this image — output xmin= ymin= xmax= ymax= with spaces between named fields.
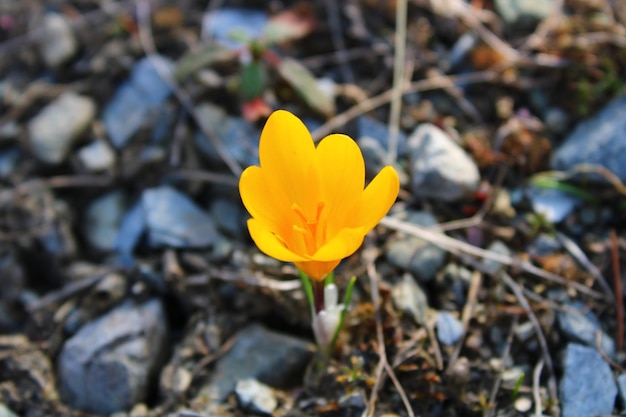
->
xmin=530 ymin=176 xmax=598 ymax=204
xmin=298 ymin=269 xmax=315 ymax=315
xmin=275 ymin=57 xmax=335 ymax=117
xmin=174 ymin=44 xmax=237 ymax=81
xmin=240 ymin=61 xmax=267 ymax=100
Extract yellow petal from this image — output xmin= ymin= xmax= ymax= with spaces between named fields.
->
xmin=315 ymin=134 xmax=365 ymax=235
xmin=295 ymin=260 xmax=341 ymax=281
xmin=359 ymin=166 xmax=400 ymax=231
xmin=239 ymin=165 xmax=288 ymax=233
xmin=312 ymin=226 xmax=365 ymax=261
xmin=247 ymin=218 xmax=308 ymax=262
xmin=258 ymin=110 xmax=319 ymax=218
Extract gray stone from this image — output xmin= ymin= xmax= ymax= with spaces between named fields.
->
xmin=527 ymin=186 xmax=581 ymax=223
xmin=103 ymin=56 xmax=173 ymax=148
xmin=552 ymin=93 xmax=626 ymax=181
xmin=559 ymin=343 xmax=616 ymax=417
xmin=40 ymin=13 xmax=77 ymax=67
xmin=142 ymin=186 xmax=218 ymax=248
xmin=235 ymin=379 xmax=277 ymax=415
xmin=0 ymin=148 xmax=21 ymax=179
xmin=495 ymin=0 xmax=556 ymax=25
xmin=0 ymin=403 xmax=19 ymax=417
xmin=57 ymin=299 xmax=169 ymax=415
xmin=358 ymin=136 xmax=388 ymax=178
xmin=385 ymin=211 xmax=446 ymax=282
xmin=392 ymin=273 xmax=429 ymax=326
xmin=199 ymin=323 xmax=313 ymax=401
xmin=408 ymin=123 xmax=480 ymax=201
xmin=28 ymin=92 xmax=96 ymax=164
xmin=556 ymin=301 xmax=616 ymax=359
xmin=77 ymin=140 xmax=116 ymax=172
xmin=202 ymin=8 xmax=268 ymax=50
xmin=338 ymin=390 xmax=367 ymax=413
xmin=527 ymin=233 xmax=561 ymax=257
xmin=194 ymin=103 xmax=259 ymax=167
xmin=85 ymin=191 xmax=127 ymax=251
xmin=357 ymin=116 xmax=408 ymax=157
xmin=210 ymin=198 xmax=245 ymax=239
xmin=617 ymin=374 xmax=626 ymax=407
xmin=481 ymin=240 xmax=511 ymax=275
xmin=436 ymin=311 xmax=464 ymax=346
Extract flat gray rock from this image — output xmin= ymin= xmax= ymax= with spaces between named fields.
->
xmin=556 ymin=301 xmax=616 ymax=359
xmin=408 ymin=123 xmax=480 ymax=201
xmin=57 ymin=299 xmax=169 ymax=415
xmin=85 ymin=190 xmax=127 ymax=251
xmin=436 ymin=311 xmax=464 ymax=346
xmin=552 ymin=93 xmax=626 ymax=181
xmin=28 ymin=92 xmax=96 ymax=164
xmin=559 ymin=343 xmax=616 ymax=417
xmin=198 ymin=323 xmax=313 ymax=401
xmin=39 ymin=13 xmax=77 ymax=67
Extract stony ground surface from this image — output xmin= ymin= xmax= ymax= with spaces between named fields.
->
xmin=1 ymin=1 xmax=626 ymax=416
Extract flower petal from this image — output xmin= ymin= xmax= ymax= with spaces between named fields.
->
xmin=312 ymin=226 xmax=365 ymax=261
xmin=295 ymin=260 xmax=341 ymax=281
xmin=247 ymin=218 xmax=308 ymax=262
xmin=359 ymin=165 xmax=400 ymax=231
xmin=239 ymin=165 xmax=288 ymax=233
xmin=259 ymin=110 xmax=319 ymax=217
xmin=315 ymin=134 xmax=365 ymax=235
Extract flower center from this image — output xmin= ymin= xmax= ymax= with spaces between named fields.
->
xmin=291 ymin=202 xmax=327 ymax=255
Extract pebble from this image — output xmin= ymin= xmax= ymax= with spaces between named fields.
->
xmin=39 ymin=13 xmax=77 ymax=67
xmin=142 ymin=186 xmax=219 ymax=248
xmin=527 ymin=186 xmax=581 ymax=223
xmin=494 ymin=0 xmax=556 ymax=25
xmin=617 ymin=374 xmax=626 ymax=407
xmin=210 ymin=198 xmax=245 ymax=239
xmin=480 ymin=240 xmax=511 ymax=275
xmin=0 ymin=404 xmax=19 ymax=417
xmin=385 ymin=211 xmax=447 ymax=282
xmin=392 ymin=273 xmax=429 ymax=326
xmin=193 ymin=102 xmax=259 ymax=167
xmin=357 ymin=116 xmax=408 ymax=157
xmin=559 ymin=343 xmax=617 ymax=417
xmin=556 ymin=301 xmax=616 ymax=359
xmin=552 ymin=93 xmax=626 ymax=181
xmin=436 ymin=311 xmax=464 ymax=345
xmin=103 ymin=56 xmax=173 ymax=149
xmin=0 ymin=148 xmax=21 ymax=179
xmin=514 ymin=397 xmax=532 ymax=413
xmin=85 ymin=191 xmax=127 ymax=251
xmin=235 ymin=378 xmax=277 ymax=415
xmin=202 ymin=8 xmax=268 ymax=50
xmin=27 ymin=92 xmax=96 ymax=164
xmin=77 ymin=140 xmax=116 ymax=172
xmin=338 ymin=390 xmax=367 ymax=413
xmin=407 ymin=123 xmax=480 ymax=201
xmin=57 ymin=299 xmax=169 ymax=415
xmin=197 ymin=323 xmax=313 ymax=401
xmin=527 ymin=233 xmax=561 ymax=257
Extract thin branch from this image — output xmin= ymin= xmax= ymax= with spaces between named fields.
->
xmin=387 ymin=0 xmax=408 ymax=164
xmin=610 ymin=229 xmax=623 ymax=353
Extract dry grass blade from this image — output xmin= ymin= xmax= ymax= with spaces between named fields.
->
xmin=388 ymin=0 xmax=408 ymax=164
xmin=484 ymin=315 xmax=518 ymax=417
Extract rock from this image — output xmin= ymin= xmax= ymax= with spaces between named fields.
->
xmin=494 ymin=0 xmax=556 ymax=25
xmin=527 ymin=186 xmax=581 ymax=223
xmin=385 ymin=211 xmax=446 ymax=282
xmin=115 ymin=201 xmax=146 ymax=259
xmin=357 ymin=116 xmax=408 ymax=157
xmin=198 ymin=323 xmax=313 ymax=401
xmin=0 ymin=403 xmax=19 ymax=417
xmin=556 ymin=301 xmax=616 ymax=359
xmin=436 ymin=311 xmax=464 ymax=345
xmin=617 ymin=374 xmax=626 ymax=407
xmin=202 ymin=8 xmax=268 ymax=50
xmin=481 ymin=240 xmax=511 ymax=275
xmin=194 ymin=103 xmax=259 ymax=168
xmin=358 ymin=136 xmax=388 ymax=178
xmin=235 ymin=378 xmax=277 ymax=415
xmin=28 ymin=92 xmax=96 ymax=164
xmin=40 ymin=13 xmax=77 ymax=67
xmin=0 ymin=147 xmax=21 ymax=179
xmin=527 ymin=233 xmax=561 ymax=257
xmin=57 ymin=299 xmax=169 ymax=415
xmin=552 ymin=93 xmax=626 ymax=181
xmin=103 ymin=56 xmax=173 ymax=148
xmin=85 ymin=191 xmax=127 ymax=251
xmin=210 ymin=198 xmax=245 ymax=239
xmin=408 ymin=123 xmax=480 ymax=201
xmin=142 ymin=186 xmax=218 ymax=248
xmin=513 ymin=397 xmax=532 ymax=413
xmin=338 ymin=390 xmax=367 ymax=414
xmin=392 ymin=273 xmax=429 ymax=326
xmin=77 ymin=140 xmax=116 ymax=172
xmin=559 ymin=343 xmax=616 ymax=417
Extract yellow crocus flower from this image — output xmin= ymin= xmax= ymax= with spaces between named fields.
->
xmin=239 ymin=110 xmax=399 ymax=281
